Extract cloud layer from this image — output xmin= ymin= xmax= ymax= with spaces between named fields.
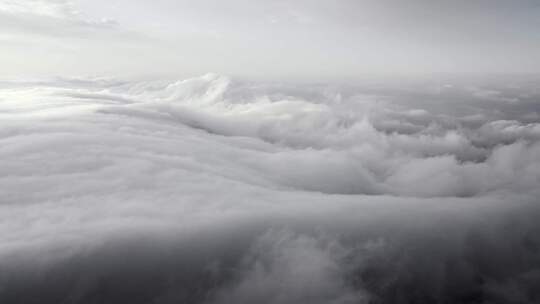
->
xmin=1 ymin=74 xmax=539 ymax=303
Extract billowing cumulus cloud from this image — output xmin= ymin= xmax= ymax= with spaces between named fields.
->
xmin=1 ymin=74 xmax=539 ymax=303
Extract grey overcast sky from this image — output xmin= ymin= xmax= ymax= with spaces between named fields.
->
xmin=1 ymin=0 xmax=539 ymax=80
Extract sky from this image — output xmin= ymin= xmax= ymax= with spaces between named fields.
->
xmin=1 ymin=0 xmax=540 ymax=80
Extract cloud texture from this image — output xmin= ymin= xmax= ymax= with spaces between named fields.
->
xmin=1 ymin=74 xmax=540 ymax=303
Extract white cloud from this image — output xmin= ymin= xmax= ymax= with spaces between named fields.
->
xmin=0 ymin=74 xmax=539 ymax=303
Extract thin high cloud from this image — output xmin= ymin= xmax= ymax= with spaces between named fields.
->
xmin=0 ymin=0 xmax=118 ymax=36
xmin=1 ymin=0 xmax=540 ymax=78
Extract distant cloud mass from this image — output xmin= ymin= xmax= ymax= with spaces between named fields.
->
xmin=1 ymin=73 xmax=540 ymax=303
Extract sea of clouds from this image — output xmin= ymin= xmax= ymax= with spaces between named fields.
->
xmin=1 ymin=74 xmax=539 ymax=303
